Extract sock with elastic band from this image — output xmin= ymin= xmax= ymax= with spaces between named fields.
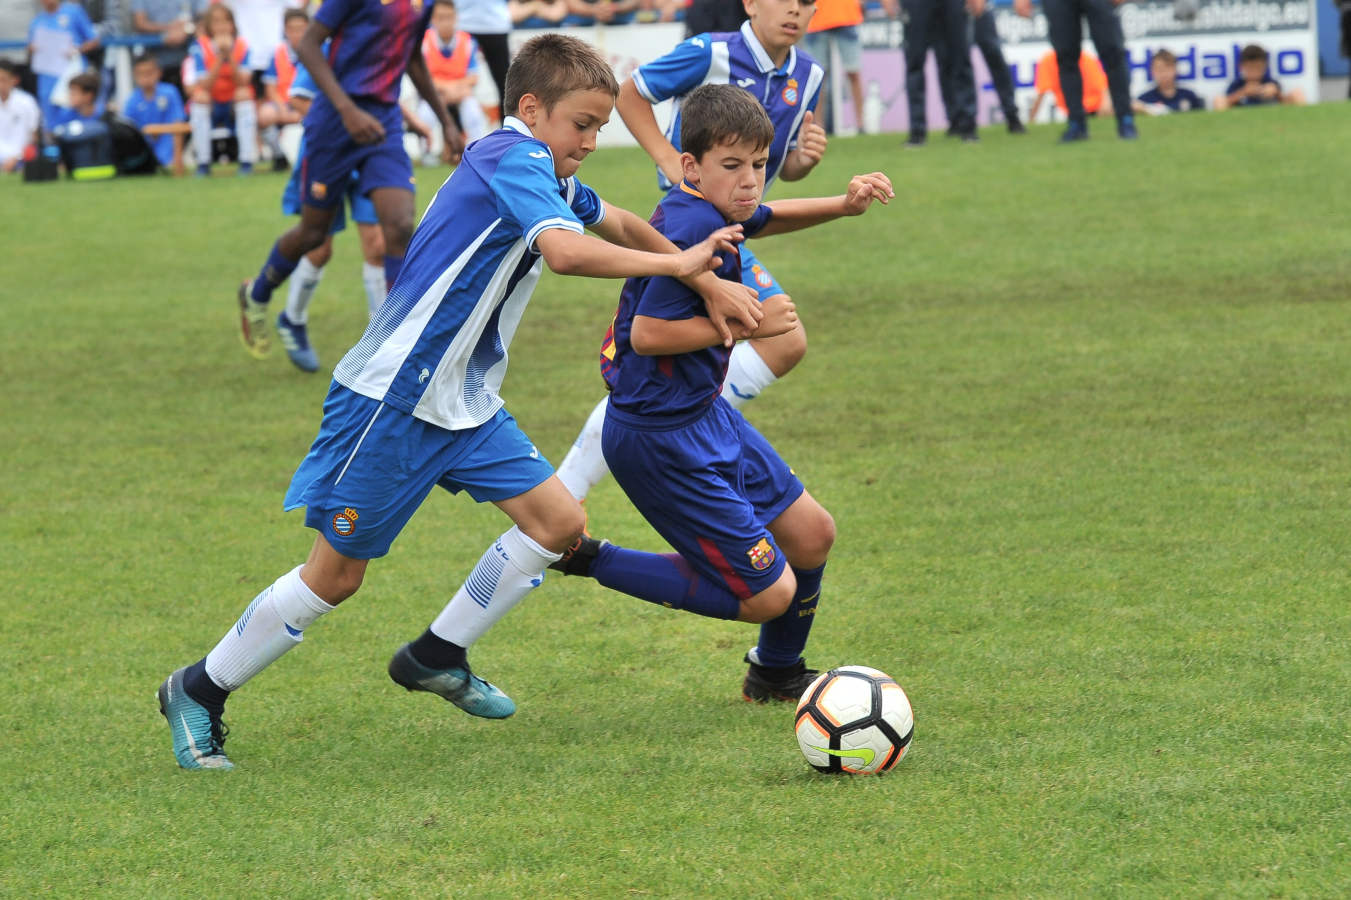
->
xmin=721 ymin=342 xmax=778 ymax=410
xmin=590 ymin=544 xmax=741 ymax=620
xmin=556 ymin=396 xmax=610 ymax=501
xmin=200 ymin=565 xmax=335 ymax=694
xmin=362 ymin=261 xmax=387 ymax=318
xmin=426 ymin=526 xmax=559 ymax=650
xmin=189 ymin=102 xmax=211 ymax=168
xmin=285 ymin=256 xmax=324 ymax=325
xmin=234 ymin=99 xmax=258 ymax=164
xmin=251 ymin=242 xmax=300 ymax=304
xmin=752 ymin=563 xmax=823 ymax=667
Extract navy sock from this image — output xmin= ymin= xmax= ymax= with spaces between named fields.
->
xmin=754 ymin=563 xmax=824 ymax=667
xmin=182 ymin=657 xmax=229 ymax=716
xmin=383 ymin=254 xmax=403 ymax=289
xmin=250 ymin=242 xmax=300 ymax=304
xmin=592 ymin=544 xmax=741 ymax=621
xmin=407 ymin=628 xmax=467 ymax=670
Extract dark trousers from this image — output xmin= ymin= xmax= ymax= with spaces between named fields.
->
xmin=902 ymin=0 xmax=975 ymax=135
xmin=472 ymin=32 xmax=511 ymax=112
xmin=1042 ymin=0 xmax=1132 ymax=120
xmin=934 ymin=9 xmax=1018 ymax=122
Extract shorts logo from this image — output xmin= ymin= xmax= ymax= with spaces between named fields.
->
xmin=332 ymin=507 xmax=359 ymax=537
xmin=782 ymin=78 xmax=799 ymax=106
xmin=310 ymin=181 xmax=327 ymax=200
xmin=752 ymin=264 xmax=773 ymax=288
xmin=747 ymin=538 xmax=776 ymax=571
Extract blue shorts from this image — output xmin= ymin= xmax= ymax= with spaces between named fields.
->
xmin=282 ymin=166 xmax=376 ymax=235
xmin=284 ymin=382 xmax=555 ymax=559
xmin=211 ymin=101 xmax=235 ymax=130
xmin=602 ymin=398 xmax=803 ymax=599
xmin=299 ymin=96 xmax=413 ymax=210
xmin=740 ymin=245 xmax=785 ymax=302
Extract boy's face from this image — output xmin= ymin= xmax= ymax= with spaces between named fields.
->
xmin=1150 ymin=58 xmax=1176 ymax=87
xmin=431 ymin=5 xmax=458 ymax=41
xmin=71 ymin=86 xmax=94 ymax=112
xmin=682 ymin=137 xmax=768 ymax=224
xmin=284 ymin=17 xmax=307 ymax=50
xmin=1239 ymin=59 xmax=1266 ymax=82
xmin=519 ymin=88 xmax=613 ymax=178
xmin=133 ymin=61 xmax=159 ymax=92
xmin=745 ymin=0 xmax=816 ymax=54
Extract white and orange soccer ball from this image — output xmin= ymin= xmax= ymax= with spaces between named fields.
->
xmin=794 ymin=666 xmax=914 ymax=774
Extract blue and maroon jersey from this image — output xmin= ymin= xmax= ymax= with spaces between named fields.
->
xmin=316 ymin=0 xmax=433 ymax=105
xmin=602 ymin=183 xmax=772 ymax=422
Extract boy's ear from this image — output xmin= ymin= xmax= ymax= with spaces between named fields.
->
xmin=680 ymin=151 xmax=699 ymax=186
xmin=516 ymin=92 xmax=540 ymax=126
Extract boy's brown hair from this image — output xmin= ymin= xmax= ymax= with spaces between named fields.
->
xmin=69 ymin=71 xmax=101 ymax=97
xmin=1239 ymin=44 xmax=1268 ymax=64
xmin=283 ymin=8 xmax=309 ymax=24
xmin=1151 ymin=48 xmax=1176 ymax=67
xmin=503 ymin=34 xmax=619 ymax=114
xmin=679 ymin=83 xmax=774 ymax=160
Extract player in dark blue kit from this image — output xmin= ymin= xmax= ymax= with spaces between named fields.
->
xmin=235 ymin=0 xmax=464 ymax=360
xmin=552 ymin=84 xmax=893 ymax=703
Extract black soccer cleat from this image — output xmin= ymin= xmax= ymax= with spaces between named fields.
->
xmin=548 ymin=535 xmax=606 ymax=576
xmin=742 ymin=655 xmax=820 ymax=704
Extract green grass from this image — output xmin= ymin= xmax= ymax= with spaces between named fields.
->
xmin=3 ymin=105 xmax=1350 ymax=897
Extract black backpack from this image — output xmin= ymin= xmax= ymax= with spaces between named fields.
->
xmin=106 ymin=113 xmax=161 ymax=175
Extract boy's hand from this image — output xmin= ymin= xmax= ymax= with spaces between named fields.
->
xmin=441 ymin=121 xmax=465 ymax=163
xmin=341 ymin=105 xmax=386 ymax=144
xmin=793 ymin=110 xmax=827 ymax=169
xmin=750 ymin=294 xmax=799 ymax=340
xmin=214 ymin=33 xmax=234 ymax=55
xmin=672 ymin=223 xmax=744 ymax=278
xmin=844 ymin=172 xmax=895 ymax=215
xmin=700 ymin=277 xmax=764 ymax=346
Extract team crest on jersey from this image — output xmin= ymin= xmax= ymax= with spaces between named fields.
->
xmin=781 ymin=78 xmax=800 ymax=106
xmin=310 ymin=181 xmax=327 ymax=200
xmin=332 ymin=507 xmax=359 ymax=537
xmin=751 ymin=265 xmax=773 ymax=288
xmin=747 ymin=538 xmax=776 ymax=571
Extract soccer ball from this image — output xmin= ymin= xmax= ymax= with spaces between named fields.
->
xmin=794 ymin=666 xmax=913 ymax=774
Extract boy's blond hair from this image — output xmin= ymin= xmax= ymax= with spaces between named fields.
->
xmin=503 ymin=34 xmax=619 ymax=115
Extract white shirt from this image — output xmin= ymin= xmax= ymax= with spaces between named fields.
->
xmin=451 ymin=0 xmax=510 ymax=35
xmin=227 ymin=0 xmax=299 ymax=70
xmin=0 ymin=88 xmax=40 ymax=163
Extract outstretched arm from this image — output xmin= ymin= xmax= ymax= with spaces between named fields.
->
xmin=629 ymin=294 xmax=798 ymax=356
xmin=536 ymin=223 xmax=743 ymax=281
xmin=757 ymin=172 xmax=894 ymax=238
xmin=616 ymin=78 xmax=683 ymax=185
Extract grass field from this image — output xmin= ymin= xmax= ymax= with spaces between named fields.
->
xmin=3 ymin=104 xmax=1350 ymax=897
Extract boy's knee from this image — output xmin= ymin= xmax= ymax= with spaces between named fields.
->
xmin=190 ymin=89 xmax=210 ymax=106
xmin=741 ymin=579 xmax=795 ymax=624
xmin=519 ymin=503 xmax=586 ymax=555
xmin=382 ymin=218 xmax=415 ymax=256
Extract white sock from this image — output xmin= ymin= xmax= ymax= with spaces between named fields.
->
xmin=204 ymin=566 xmax=335 ymax=691
xmin=190 ymin=102 xmax=211 ymax=167
xmin=286 ymin=256 xmax=324 ymax=325
xmin=362 ymin=261 xmax=387 ymax=318
xmin=555 ymin=396 xmax=610 ymax=501
xmin=234 ymin=100 xmax=258 ymax=164
xmin=428 ymin=526 xmax=560 ymax=648
xmin=721 ymin=342 xmax=778 ymax=410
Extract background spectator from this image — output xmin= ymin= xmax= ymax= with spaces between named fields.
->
xmin=122 ymin=51 xmax=184 ymax=169
xmin=182 ymin=2 xmax=256 ymax=175
xmin=28 ymin=0 xmax=98 ymax=128
xmin=1132 ymin=48 xmax=1203 ymax=114
xmin=1029 ymin=46 xmax=1111 ymax=121
xmin=1016 ymin=0 xmax=1134 ymax=140
xmin=1214 ymin=43 xmax=1305 ymax=109
xmin=508 ymin=0 xmax=568 ymax=24
xmin=903 ymin=0 xmax=977 ymax=145
xmin=0 ymin=57 xmax=40 ymax=171
xmin=454 ymin=0 xmax=510 ymax=125
xmin=131 ymin=0 xmax=208 ymax=95
xmin=684 ymin=0 xmax=746 ymax=36
xmin=803 ymin=0 xmax=878 ymax=134
xmin=565 ymin=0 xmax=640 ymax=24
xmin=421 ymin=0 xmax=488 ymax=141
xmin=637 ymin=0 xmax=683 ymax=22
xmin=47 ymin=67 xmax=100 ymax=129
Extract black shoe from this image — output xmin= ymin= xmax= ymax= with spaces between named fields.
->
xmin=271 ymin=156 xmax=290 ymax=173
xmin=1006 ymin=113 xmax=1027 ymax=134
xmin=958 ymin=129 xmax=980 ymax=143
xmin=549 ymin=535 xmax=606 ymax=576
xmin=742 ymin=654 xmax=819 ymax=703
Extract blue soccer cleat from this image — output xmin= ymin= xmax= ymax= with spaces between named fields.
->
xmin=157 ymin=667 xmax=234 ymax=770
xmin=276 ymin=311 xmax=319 ymax=372
xmin=1060 ymin=119 xmax=1089 ymax=143
xmin=387 ymin=645 xmax=516 ymax=719
xmin=1117 ymin=115 xmax=1139 ymax=140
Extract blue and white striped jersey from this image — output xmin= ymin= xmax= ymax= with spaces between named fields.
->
xmin=333 ymin=117 xmax=606 ymax=430
xmin=631 ymin=21 xmax=824 ymax=192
